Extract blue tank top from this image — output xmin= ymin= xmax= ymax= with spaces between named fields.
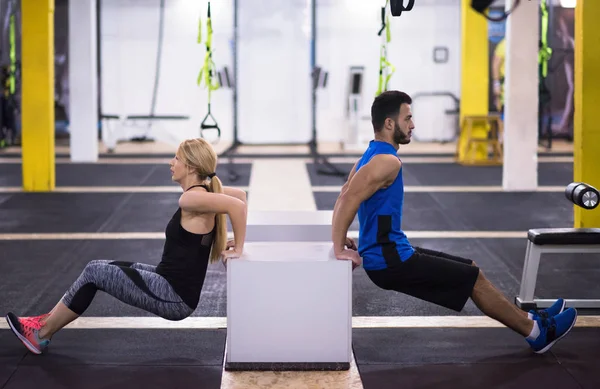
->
xmin=356 ymin=140 xmax=415 ymax=270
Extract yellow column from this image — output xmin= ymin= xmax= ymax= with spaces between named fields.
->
xmin=574 ymin=0 xmax=600 ymax=227
xmin=457 ymin=0 xmax=489 ymax=164
xmin=21 ymin=0 xmax=55 ymax=191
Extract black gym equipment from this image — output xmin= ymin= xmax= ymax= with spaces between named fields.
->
xmin=390 ymin=0 xmax=415 ymax=17
xmin=515 ymin=181 xmax=600 ymax=311
xmin=471 ymin=0 xmax=521 ymax=22
xmin=388 ymin=0 xmax=521 ymax=21
xmin=219 ymin=0 xmax=346 ymax=182
xmin=565 ymin=182 xmax=599 ymax=210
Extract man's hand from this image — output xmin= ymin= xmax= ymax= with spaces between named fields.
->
xmin=334 ymin=248 xmax=362 ymax=270
xmin=345 ymin=237 xmax=357 ymax=251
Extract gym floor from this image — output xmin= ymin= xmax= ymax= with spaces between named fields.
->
xmin=1 ymin=140 xmax=599 ymax=389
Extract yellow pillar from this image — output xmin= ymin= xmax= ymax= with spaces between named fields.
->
xmin=21 ymin=0 xmax=55 ymax=191
xmin=574 ymin=0 xmax=600 ymax=227
xmin=457 ymin=0 xmax=489 ymax=164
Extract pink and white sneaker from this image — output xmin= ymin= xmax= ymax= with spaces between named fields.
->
xmin=5 ymin=312 xmax=51 ymax=354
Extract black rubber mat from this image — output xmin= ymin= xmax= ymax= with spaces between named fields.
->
xmin=307 ymin=162 xmax=574 ymax=187
xmin=0 ymin=162 xmax=251 ymax=187
xmin=0 ymin=329 xmax=225 ymax=389
xmin=0 ymin=331 xmax=23 ymax=388
xmin=0 ymin=190 xmax=571 ymax=234
xmin=358 ymin=363 xmax=581 ymax=389
xmin=3 ymin=238 xmax=599 ymax=318
xmin=0 ymin=192 xmax=336 ymax=234
xmin=314 ymin=191 xmax=573 ymax=231
xmin=354 ymin=327 xmax=599 ymax=389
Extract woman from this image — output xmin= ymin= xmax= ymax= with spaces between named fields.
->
xmin=5 ymin=138 xmax=248 ymax=355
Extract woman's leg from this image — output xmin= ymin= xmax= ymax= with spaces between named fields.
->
xmin=7 ymin=260 xmax=193 ymax=354
xmin=39 ymin=260 xmax=157 ymax=324
xmin=110 ymin=260 xmax=157 ymax=273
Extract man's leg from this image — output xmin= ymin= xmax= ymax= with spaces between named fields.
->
xmin=365 ymin=249 xmax=577 ymax=353
xmin=470 ymin=269 xmax=534 ymax=337
xmin=413 ymin=246 xmax=565 ymax=320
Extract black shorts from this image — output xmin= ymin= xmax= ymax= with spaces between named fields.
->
xmin=365 ymin=246 xmax=480 ymax=312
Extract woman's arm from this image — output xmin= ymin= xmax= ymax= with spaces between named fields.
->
xmin=223 ymin=186 xmax=247 ymax=204
xmin=179 ymin=191 xmax=247 ymax=253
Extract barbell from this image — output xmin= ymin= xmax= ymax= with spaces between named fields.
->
xmin=565 ymin=182 xmax=599 ymax=210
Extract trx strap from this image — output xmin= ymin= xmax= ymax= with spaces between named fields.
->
xmin=197 ymin=2 xmax=221 ymax=141
xmin=538 ymin=0 xmax=552 ymax=79
xmin=376 ymin=1 xmax=395 ymax=96
xmin=9 ymin=13 xmax=15 ymax=95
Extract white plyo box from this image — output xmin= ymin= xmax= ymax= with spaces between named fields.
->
xmin=226 ymin=242 xmax=352 ymax=369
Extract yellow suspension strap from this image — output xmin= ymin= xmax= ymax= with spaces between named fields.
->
xmin=1 ymin=9 xmax=17 ymax=149
xmin=538 ymin=0 xmax=552 ymax=79
xmin=376 ymin=0 xmax=395 ymax=96
xmin=197 ymin=2 xmax=221 ymax=142
xmin=9 ymin=13 xmax=16 ymax=95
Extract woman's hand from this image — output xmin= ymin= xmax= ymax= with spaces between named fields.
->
xmin=221 ymin=243 xmax=243 ymax=267
xmin=226 ymin=239 xmax=235 ymax=250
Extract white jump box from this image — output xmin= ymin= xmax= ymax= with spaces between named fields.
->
xmin=225 ymin=242 xmax=353 ymax=371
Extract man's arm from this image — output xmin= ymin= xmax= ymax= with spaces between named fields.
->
xmin=331 ymin=154 xmax=401 ymax=255
xmin=332 ymin=161 xmax=359 ymax=224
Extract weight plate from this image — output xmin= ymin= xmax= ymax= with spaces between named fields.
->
xmin=582 ymin=189 xmax=599 ymax=209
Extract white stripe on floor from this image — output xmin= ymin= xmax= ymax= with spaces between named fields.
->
xmin=1 ymin=316 xmax=598 ymax=329
xmin=247 ymin=159 xmax=317 ymax=211
xmin=0 ymin=231 xmax=527 ymax=241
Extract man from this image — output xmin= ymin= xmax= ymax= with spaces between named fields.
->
xmin=331 ymin=90 xmax=577 ymax=354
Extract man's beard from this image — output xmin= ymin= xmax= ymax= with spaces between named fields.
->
xmin=393 ymin=123 xmax=411 ymax=145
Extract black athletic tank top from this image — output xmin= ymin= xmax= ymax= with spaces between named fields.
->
xmin=156 ymin=184 xmax=215 ymax=309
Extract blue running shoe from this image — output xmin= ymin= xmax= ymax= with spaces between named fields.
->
xmin=527 ymin=307 xmax=577 ymax=354
xmin=529 ymin=298 xmax=565 ymax=320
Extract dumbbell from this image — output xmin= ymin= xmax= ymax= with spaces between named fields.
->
xmin=565 ymin=182 xmax=599 ymax=210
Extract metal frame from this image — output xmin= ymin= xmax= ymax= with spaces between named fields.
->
xmin=515 ymin=239 xmax=600 ymax=310
xmin=220 ymin=0 xmax=345 ymax=181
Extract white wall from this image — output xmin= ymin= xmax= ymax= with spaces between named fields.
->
xmin=316 ymin=0 xmax=461 ymax=143
xmin=101 ymin=0 xmax=460 ymax=146
xmin=101 ymin=0 xmax=234 ymax=146
xmin=237 ymin=0 xmax=312 ymax=144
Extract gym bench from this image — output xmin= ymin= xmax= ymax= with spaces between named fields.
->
xmin=515 ymin=228 xmax=600 ymax=310
xmin=515 ymin=182 xmax=600 ymax=310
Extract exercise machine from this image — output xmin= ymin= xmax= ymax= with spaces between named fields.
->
xmin=515 ymin=182 xmax=600 ymax=310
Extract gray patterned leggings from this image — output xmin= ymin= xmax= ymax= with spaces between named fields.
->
xmin=61 ymin=260 xmax=194 ymax=321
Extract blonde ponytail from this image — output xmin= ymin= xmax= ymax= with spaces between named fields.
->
xmin=176 ymin=138 xmax=227 ymax=263
xmin=208 ymin=175 xmax=227 ymax=263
